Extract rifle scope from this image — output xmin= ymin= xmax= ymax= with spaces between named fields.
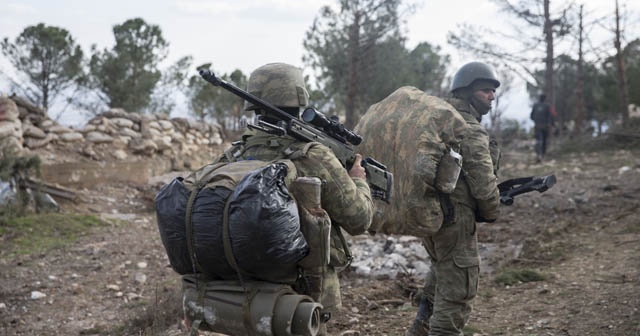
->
xmin=301 ymin=108 xmax=362 ymax=146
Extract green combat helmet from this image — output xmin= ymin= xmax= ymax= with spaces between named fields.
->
xmin=244 ymin=63 xmax=309 ymax=115
xmin=450 ymin=61 xmax=501 ymax=92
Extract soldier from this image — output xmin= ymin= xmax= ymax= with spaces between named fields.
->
xmin=216 ymin=62 xmax=374 ymax=335
xmin=530 ymin=94 xmax=555 ymax=163
xmin=407 ymin=61 xmax=501 ymax=336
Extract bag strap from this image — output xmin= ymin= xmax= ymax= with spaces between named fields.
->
xmin=221 ymin=192 xmax=251 ymax=280
xmin=185 ymin=181 xmax=204 ymax=274
xmin=188 ymin=280 xmax=208 ymax=336
xmin=333 ymin=224 xmax=353 ymax=267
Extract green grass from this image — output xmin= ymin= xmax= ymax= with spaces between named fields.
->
xmin=494 ymin=268 xmax=546 ymax=286
xmin=0 ymin=212 xmax=108 ymax=256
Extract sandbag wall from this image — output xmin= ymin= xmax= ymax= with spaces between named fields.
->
xmin=0 ymin=95 xmax=223 ymax=159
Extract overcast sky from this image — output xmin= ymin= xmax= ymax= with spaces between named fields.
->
xmin=1 ymin=0 xmax=638 ymax=127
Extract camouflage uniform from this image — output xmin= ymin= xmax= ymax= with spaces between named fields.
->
xmin=218 ymin=122 xmax=373 ymax=333
xmin=209 ymin=62 xmax=373 ymax=335
xmin=415 ymin=97 xmax=499 ymax=335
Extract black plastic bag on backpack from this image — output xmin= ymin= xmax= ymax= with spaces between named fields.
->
xmin=228 ymin=162 xmax=309 ymax=283
xmin=155 ymin=177 xmax=237 ymax=278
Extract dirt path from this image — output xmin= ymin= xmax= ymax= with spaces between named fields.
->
xmin=1 ymin=147 xmax=639 ymax=336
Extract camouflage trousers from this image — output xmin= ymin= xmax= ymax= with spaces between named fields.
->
xmin=421 ymin=203 xmax=480 ymax=336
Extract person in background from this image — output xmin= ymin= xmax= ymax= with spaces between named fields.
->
xmin=530 ymin=94 xmax=555 ymax=163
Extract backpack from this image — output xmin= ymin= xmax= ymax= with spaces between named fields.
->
xmin=155 ymin=158 xmax=310 ymax=284
xmin=354 ymin=86 xmax=469 ymax=236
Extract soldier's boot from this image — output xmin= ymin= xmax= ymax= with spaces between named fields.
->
xmin=405 ymin=297 xmax=433 ymax=336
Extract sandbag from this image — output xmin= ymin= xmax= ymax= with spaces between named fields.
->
xmin=354 ymin=86 xmax=468 ymax=236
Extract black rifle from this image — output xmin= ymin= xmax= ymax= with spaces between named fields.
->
xmin=199 ymin=69 xmax=393 ymax=203
xmin=498 ymin=174 xmax=557 ymax=205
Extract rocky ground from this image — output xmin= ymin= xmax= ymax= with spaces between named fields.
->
xmin=0 ymin=136 xmax=639 ymax=336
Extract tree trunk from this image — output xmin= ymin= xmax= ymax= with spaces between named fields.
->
xmin=345 ymin=9 xmax=361 ymax=129
xmin=614 ymin=0 xmax=630 ymax=124
xmin=543 ymin=0 xmax=558 ymax=132
xmin=574 ymin=5 xmax=585 ymax=134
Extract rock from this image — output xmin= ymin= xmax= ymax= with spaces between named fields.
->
xmin=126 ymin=292 xmax=141 ymax=300
xmin=619 ymin=166 xmax=631 ymax=175
xmin=106 ymin=284 xmax=120 ymax=291
xmin=112 ymin=149 xmax=128 ymax=160
xmin=30 ymin=291 xmax=46 ymax=300
xmin=134 ymin=273 xmax=147 ymax=284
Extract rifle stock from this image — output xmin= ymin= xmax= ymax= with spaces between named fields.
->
xmin=498 ymin=174 xmax=557 ymax=205
xmin=199 ymin=69 xmax=393 ymax=203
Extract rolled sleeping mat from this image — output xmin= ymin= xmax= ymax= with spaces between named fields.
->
xmin=182 ymin=276 xmax=323 ymax=336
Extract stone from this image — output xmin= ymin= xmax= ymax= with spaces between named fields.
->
xmin=112 ymin=150 xmax=128 ymax=160
xmin=30 ymin=291 xmax=47 ymax=300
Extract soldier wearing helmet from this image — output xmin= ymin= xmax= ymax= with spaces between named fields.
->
xmin=244 ymin=62 xmax=310 ymax=119
xmin=216 ymin=62 xmax=373 ymax=336
xmin=407 ymin=62 xmax=501 ymax=336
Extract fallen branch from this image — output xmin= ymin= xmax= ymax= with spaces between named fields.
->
xmin=25 ymin=178 xmax=79 ymax=201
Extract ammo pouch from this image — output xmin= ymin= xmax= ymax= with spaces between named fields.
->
xmin=291 ymin=177 xmax=331 ymax=276
xmin=435 ymin=147 xmax=463 ymax=194
xmin=290 ymin=176 xmax=352 ymax=273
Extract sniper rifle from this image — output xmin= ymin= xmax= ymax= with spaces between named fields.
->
xmin=498 ymin=174 xmax=557 ymax=205
xmin=199 ymin=69 xmax=393 ymax=203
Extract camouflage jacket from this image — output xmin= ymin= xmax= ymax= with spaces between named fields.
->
xmin=444 ymin=97 xmax=500 ymax=220
xmin=217 ymin=128 xmax=374 ymax=236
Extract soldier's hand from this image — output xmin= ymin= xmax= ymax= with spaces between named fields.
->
xmin=349 ymin=154 xmax=367 ymax=180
